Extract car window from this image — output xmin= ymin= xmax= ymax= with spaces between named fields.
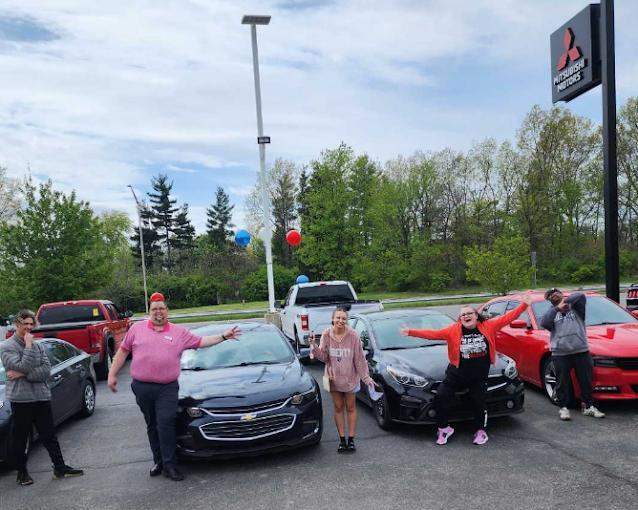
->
xmin=39 ymin=304 xmax=105 ymax=324
xmin=531 ymin=295 xmax=638 ymax=326
xmin=352 ymin=320 xmax=370 ymax=348
xmin=371 ymin=314 xmax=453 ymax=349
xmin=484 ymin=301 xmax=507 ymax=318
xmin=506 ymin=301 xmax=531 ymax=325
xmin=181 ymin=327 xmax=294 ymax=370
xmin=294 ymin=284 xmax=355 ymax=306
xmin=45 ymin=341 xmax=75 ymax=365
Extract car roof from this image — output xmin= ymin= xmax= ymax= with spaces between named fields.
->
xmin=488 ymin=290 xmax=600 ymax=303
xmin=39 ymin=300 xmax=112 ymax=307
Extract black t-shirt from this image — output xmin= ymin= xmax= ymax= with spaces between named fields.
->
xmin=458 ymin=326 xmax=490 ymax=373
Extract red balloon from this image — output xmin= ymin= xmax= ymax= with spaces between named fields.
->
xmin=286 ymin=229 xmax=302 ymax=246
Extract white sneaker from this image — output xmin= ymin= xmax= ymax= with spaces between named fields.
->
xmin=559 ymin=407 xmax=571 ymax=420
xmin=582 ymin=405 xmax=605 ymax=418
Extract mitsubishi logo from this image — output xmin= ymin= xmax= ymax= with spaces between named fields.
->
xmin=556 ymin=28 xmax=582 ymax=71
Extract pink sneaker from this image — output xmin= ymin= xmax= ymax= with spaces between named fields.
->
xmin=473 ymin=429 xmax=489 ymax=445
xmin=436 ymin=426 xmax=455 ymax=445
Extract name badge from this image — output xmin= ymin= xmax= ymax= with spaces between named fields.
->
xmin=163 ymin=335 xmax=173 ymax=342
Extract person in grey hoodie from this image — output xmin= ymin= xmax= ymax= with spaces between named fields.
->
xmin=0 ymin=309 xmax=83 ymax=486
xmin=540 ymin=289 xmax=605 ymax=421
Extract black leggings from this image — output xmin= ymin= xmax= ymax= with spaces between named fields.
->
xmin=434 ymin=362 xmax=489 ymax=430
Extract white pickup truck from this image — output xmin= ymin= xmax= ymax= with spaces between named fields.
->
xmin=275 ymin=280 xmax=384 ymax=352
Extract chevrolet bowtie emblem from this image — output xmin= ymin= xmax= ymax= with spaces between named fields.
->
xmin=241 ymin=413 xmax=256 ymax=421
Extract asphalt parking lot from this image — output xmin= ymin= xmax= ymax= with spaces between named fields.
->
xmin=2 ymin=300 xmax=638 ymax=510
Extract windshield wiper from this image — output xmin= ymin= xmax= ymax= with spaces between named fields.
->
xmin=181 ymin=367 xmax=207 ymax=371
xmin=591 ymin=321 xmax=625 ymax=326
xmin=225 ymin=360 xmax=284 ymax=368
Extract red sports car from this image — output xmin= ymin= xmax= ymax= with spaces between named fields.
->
xmin=481 ymin=291 xmax=638 ymax=403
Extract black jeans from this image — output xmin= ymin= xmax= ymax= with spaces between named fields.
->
xmin=10 ymin=401 xmax=65 ymax=472
xmin=131 ymin=379 xmax=179 ymax=466
xmin=552 ymin=351 xmax=594 ymax=408
xmin=434 ymin=361 xmax=489 ymax=430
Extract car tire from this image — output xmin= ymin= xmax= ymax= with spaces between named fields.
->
xmin=373 ymin=390 xmax=394 ymax=430
xmin=78 ymin=380 xmax=96 ymax=418
xmin=542 ymin=357 xmax=574 ymax=406
xmin=94 ymin=341 xmax=113 ymax=381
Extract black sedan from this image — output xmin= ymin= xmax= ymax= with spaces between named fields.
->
xmin=0 ymin=338 xmax=96 ymax=463
xmin=176 ymin=323 xmax=322 ymax=459
xmin=349 ymin=310 xmax=524 ymax=429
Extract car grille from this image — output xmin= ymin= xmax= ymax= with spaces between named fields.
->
xmin=202 ymin=398 xmax=289 ymax=415
xmin=199 ymin=414 xmax=295 ymax=441
xmin=431 ymin=375 xmax=509 ymax=394
xmin=615 ymin=358 xmax=638 ymax=371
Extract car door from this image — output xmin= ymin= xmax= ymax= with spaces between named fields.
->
xmin=43 ymin=341 xmax=79 ymax=423
xmin=105 ymin=303 xmax=127 ymax=351
xmin=352 ymin=318 xmax=373 ymax=404
xmin=279 ymin=287 xmax=295 ymax=340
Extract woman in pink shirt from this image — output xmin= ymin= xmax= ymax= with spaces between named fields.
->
xmin=310 ymin=306 xmax=378 ymax=453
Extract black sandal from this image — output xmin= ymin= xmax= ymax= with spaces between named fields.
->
xmin=337 ymin=441 xmax=347 ymax=453
xmin=347 ymin=438 xmax=356 ymax=452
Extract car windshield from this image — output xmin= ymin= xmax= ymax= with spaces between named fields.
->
xmin=180 ymin=327 xmax=295 ymax=370
xmin=372 ymin=314 xmax=454 ymax=349
xmin=531 ymin=295 xmax=638 ymax=326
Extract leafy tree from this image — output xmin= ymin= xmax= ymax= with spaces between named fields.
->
xmin=0 ymin=180 xmax=125 ymax=309
xmin=465 ymin=235 xmax=532 ymax=295
xmin=270 ymin=161 xmax=298 ymax=267
xmin=206 ymin=187 xmax=234 ymax=248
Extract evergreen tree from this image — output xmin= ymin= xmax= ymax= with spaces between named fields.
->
xmin=271 ymin=162 xmax=298 ymax=267
xmin=206 ymin=187 xmax=234 ymax=248
xmin=130 ymin=201 xmax=162 ymax=270
xmin=147 ymin=174 xmax=179 ymax=269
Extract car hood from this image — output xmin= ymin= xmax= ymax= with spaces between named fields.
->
xmin=379 ymin=345 xmax=509 ymax=381
xmin=587 ymin=323 xmax=638 ymax=356
xmin=177 ymin=361 xmax=312 ymax=407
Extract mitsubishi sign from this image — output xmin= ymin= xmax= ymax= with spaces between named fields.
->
xmin=551 ymin=4 xmax=601 ymax=103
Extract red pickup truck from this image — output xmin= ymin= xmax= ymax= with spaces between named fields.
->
xmin=32 ymin=300 xmax=132 ymax=380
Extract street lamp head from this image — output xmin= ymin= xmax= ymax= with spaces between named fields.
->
xmin=242 ymin=15 xmax=271 ymax=25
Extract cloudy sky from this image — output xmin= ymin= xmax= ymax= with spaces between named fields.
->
xmin=1 ymin=0 xmax=638 ymax=233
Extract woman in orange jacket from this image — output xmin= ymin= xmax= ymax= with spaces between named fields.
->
xmin=400 ymin=292 xmax=532 ymax=446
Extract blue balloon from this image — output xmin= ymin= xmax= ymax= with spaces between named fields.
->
xmin=296 ymin=274 xmax=310 ymax=284
xmin=234 ymin=229 xmax=251 ymax=248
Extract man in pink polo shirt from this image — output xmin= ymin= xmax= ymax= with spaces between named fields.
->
xmin=107 ymin=292 xmax=240 ymax=481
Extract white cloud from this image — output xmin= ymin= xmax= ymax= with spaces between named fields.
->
xmin=1 ymin=0 xmax=637 ymax=234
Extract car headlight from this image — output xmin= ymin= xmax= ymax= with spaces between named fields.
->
xmin=186 ymin=407 xmax=204 ymax=418
xmin=387 ymin=366 xmax=432 ymax=388
xmin=504 ymin=359 xmax=518 ymax=380
xmin=592 ymin=357 xmax=617 ymax=368
xmin=291 ymin=388 xmax=317 ymax=405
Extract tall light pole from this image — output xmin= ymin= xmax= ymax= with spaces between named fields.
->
xmin=242 ymin=14 xmax=276 ymax=313
xmin=128 ymin=185 xmax=149 ymax=314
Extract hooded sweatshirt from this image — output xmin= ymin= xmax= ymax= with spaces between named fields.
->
xmin=539 ymin=292 xmax=589 ymax=356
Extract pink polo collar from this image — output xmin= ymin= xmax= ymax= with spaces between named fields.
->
xmin=145 ymin=319 xmax=171 ymax=333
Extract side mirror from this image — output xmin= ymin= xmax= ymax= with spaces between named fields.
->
xmin=510 ymin=319 xmax=528 ymax=329
xmin=274 ymin=300 xmax=282 ymax=309
xmin=123 ymin=310 xmax=133 ymax=318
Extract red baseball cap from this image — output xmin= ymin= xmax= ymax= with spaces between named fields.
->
xmin=149 ymin=292 xmax=165 ymax=303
